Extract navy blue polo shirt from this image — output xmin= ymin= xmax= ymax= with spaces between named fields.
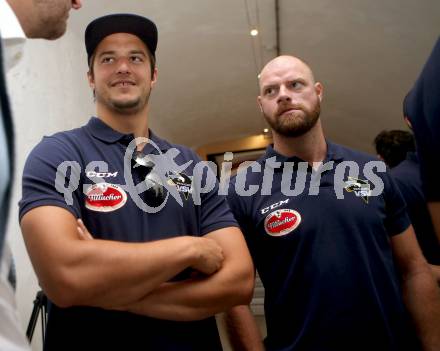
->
xmin=390 ymin=152 xmax=440 ymax=264
xmin=405 ymin=37 xmax=440 ymax=201
xmin=228 ymin=141 xmax=420 ymax=351
xmin=19 ymin=117 xmax=238 ymax=351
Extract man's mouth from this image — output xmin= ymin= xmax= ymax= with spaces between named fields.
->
xmin=112 ymin=80 xmax=136 ymax=88
xmin=278 ymin=107 xmax=301 ymax=116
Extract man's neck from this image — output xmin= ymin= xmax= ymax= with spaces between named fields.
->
xmin=96 ymin=104 xmax=149 ymax=140
xmin=272 ymin=120 xmax=327 ymax=164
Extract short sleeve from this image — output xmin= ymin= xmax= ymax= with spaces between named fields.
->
xmin=226 ymin=177 xmax=253 ymax=238
xmin=405 ymin=37 xmax=440 ymax=200
xmin=382 ymin=171 xmax=411 ymax=236
xmin=189 ymin=151 xmax=238 ymax=235
xmin=19 ymin=136 xmax=82 ymax=222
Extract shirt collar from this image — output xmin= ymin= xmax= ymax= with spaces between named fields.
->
xmin=406 ymin=151 xmax=418 ymax=163
xmin=86 ymin=117 xmax=169 ymax=152
xmin=263 ymin=139 xmax=345 ymax=165
xmin=325 ymin=140 xmax=346 ymax=163
xmin=0 ymin=0 xmax=26 ymax=71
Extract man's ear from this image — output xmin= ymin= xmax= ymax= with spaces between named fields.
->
xmin=87 ymin=70 xmax=95 ymax=89
xmin=257 ymin=96 xmax=263 ymax=113
xmin=315 ymin=82 xmax=323 ymax=102
xmin=151 ymin=68 xmax=158 ymax=88
xmin=404 ymin=116 xmax=413 ymax=130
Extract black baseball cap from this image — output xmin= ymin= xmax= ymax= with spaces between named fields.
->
xmin=85 ymin=13 xmax=158 ymax=66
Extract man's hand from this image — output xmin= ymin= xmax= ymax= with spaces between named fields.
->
xmin=190 ymin=237 xmax=224 ymax=275
xmin=77 ymin=218 xmax=224 ymax=276
xmin=114 ymin=227 xmax=254 ymax=321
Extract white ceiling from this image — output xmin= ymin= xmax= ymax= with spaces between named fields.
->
xmin=68 ymin=0 xmax=440 ymax=153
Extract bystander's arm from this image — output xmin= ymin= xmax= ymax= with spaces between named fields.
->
xmin=391 ymin=225 xmax=440 ymax=351
xmin=224 ymin=305 xmax=265 ymax=351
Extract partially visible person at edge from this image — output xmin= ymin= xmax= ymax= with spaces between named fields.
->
xmin=19 ymin=14 xmax=254 ymax=351
xmin=404 ymin=36 xmax=440 ymax=244
xmin=0 ymin=0 xmax=82 ymax=349
xmin=375 ymin=129 xmax=440 ymax=282
xmin=224 ymin=55 xmax=440 ymax=351
xmin=374 ymin=130 xmax=415 ymax=168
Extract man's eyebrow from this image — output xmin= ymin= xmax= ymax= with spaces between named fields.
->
xmin=129 ymin=50 xmax=147 ymax=56
xmin=288 ymin=77 xmax=307 ymax=85
xmin=98 ymin=50 xmax=115 ymax=57
xmin=263 ymin=77 xmax=307 ymax=88
xmin=97 ymin=50 xmax=147 ymax=57
xmin=262 ymin=83 xmax=278 ymax=91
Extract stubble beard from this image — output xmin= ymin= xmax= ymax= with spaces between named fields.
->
xmin=97 ymin=89 xmax=151 ymax=115
xmin=264 ymin=99 xmax=321 ymax=138
xmin=32 ymin=0 xmax=69 ymax=40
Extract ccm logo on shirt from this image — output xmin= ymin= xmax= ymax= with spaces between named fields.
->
xmin=260 ymin=199 xmax=290 ymax=214
xmin=264 ymin=209 xmax=301 ymax=237
xmin=86 ymin=171 xmax=118 ymax=178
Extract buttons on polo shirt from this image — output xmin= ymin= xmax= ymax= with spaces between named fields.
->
xmin=119 ymin=134 xmax=135 ymax=146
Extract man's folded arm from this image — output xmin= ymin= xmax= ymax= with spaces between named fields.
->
xmin=20 ymin=205 xmax=223 ymax=309
xmin=119 ymin=226 xmax=255 ymax=321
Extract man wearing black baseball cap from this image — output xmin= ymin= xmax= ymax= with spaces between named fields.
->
xmin=19 ymin=13 xmax=253 ymax=350
xmin=85 ymin=13 xmax=158 ymax=75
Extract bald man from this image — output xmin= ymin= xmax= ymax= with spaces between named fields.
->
xmin=225 ymin=56 xmax=440 ymax=351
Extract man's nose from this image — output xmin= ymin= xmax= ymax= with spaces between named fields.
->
xmin=116 ymin=58 xmax=131 ymax=74
xmin=277 ymin=85 xmax=291 ymax=103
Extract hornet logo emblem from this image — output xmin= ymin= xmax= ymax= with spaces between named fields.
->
xmin=344 ymin=177 xmax=371 ymax=204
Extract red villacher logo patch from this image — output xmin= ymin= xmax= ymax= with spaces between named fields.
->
xmin=264 ymin=209 xmax=302 ymax=237
xmin=85 ymin=183 xmax=127 ymax=212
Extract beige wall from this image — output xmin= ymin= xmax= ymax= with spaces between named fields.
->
xmin=196 ymin=134 xmax=272 ymax=160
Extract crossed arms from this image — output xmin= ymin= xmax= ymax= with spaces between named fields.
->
xmin=20 ymin=205 xmax=254 ymax=321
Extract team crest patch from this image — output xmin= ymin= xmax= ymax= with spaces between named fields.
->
xmin=264 ymin=209 xmax=301 ymax=237
xmin=344 ymin=177 xmax=371 ymax=203
xmin=85 ymin=183 xmax=127 ymax=212
xmin=166 ymin=171 xmax=192 ymax=200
